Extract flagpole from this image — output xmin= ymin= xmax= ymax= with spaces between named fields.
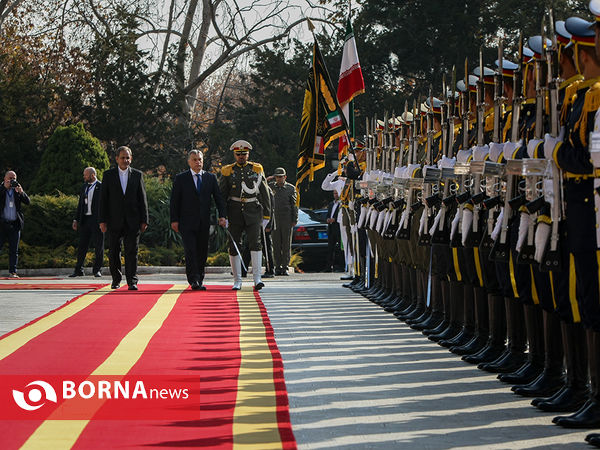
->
xmin=308 ymin=17 xmax=360 ymax=175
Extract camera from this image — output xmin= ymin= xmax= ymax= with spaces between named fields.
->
xmin=10 ymin=180 xmax=19 ymax=188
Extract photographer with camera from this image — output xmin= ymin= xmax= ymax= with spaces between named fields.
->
xmin=0 ymin=171 xmax=30 ymax=278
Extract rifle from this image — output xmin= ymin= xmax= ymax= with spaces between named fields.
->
xmin=467 ymin=47 xmax=486 ymax=248
xmin=540 ymin=11 xmax=563 ymax=271
xmin=481 ymin=40 xmax=507 ymax=253
xmin=519 ymin=28 xmax=548 ymax=265
xmin=419 ymin=87 xmax=436 ymax=246
xmin=491 ymin=33 xmax=525 ymax=262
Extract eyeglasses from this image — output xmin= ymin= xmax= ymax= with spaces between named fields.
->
xmin=234 ymin=151 xmax=248 ymax=156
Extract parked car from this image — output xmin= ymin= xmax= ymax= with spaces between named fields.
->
xmin=292 ymin=209 xmax=343 ymax=271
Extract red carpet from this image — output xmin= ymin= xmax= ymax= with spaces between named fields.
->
xmin=0 ymin=284 xmax=296 ymax=449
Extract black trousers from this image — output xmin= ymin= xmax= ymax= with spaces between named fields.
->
xmin=181 ymin=227 xmax=209 ymax=285
xmin=75 ymin=216 xmax=104 ymax=273
xmin=327 ymin=223 xmax=341 ymax=269
xmin=108 ymin=227 xmax=140 ymax=286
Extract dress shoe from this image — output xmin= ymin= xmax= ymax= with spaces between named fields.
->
xmin=254 ymin=281 xmax=264 ymax=291
xmin=191 ymin=281 xmax=201 ymax=290
xmin=111 ymin=283 xmax=120 ymax=289
xmin=8 ymin=272 xmax=19 ymax=278
xmin=553 ymin=399 xmax=600 ymax=428
xmin=128 ymin=284 xmax=138 ymax=291
xmin=535 ymin=385 xmax=589 ymax=412
xmin=197 ymin=285 xmax=207 ymax=291
xmin=263 ymin=272 xmax=275 ymax=278
xmin=69 ymin=271 xmax=84 ymax=278
xmin=94 ymin=271 xmax=102 ymax=277
xmin=340 ymin=274 xmax=353 ymax=280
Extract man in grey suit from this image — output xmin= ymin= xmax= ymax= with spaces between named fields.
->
xmin=99 ymin=146 xmax=149 ymax=290
xmin=170 ymin=150 xmax=226 ymax=290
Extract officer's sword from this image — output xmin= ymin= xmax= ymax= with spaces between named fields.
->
xmin=225 ymin=227 xmax=248 ymax=272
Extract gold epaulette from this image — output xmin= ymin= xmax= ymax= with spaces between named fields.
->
xmin=251 ymin=162 xmax=264 ymax=174
xmin=220 ymin=163 xmax=234 ymax=177
xmin=561 ymin=78 xmax=584 ymax=124
xmin=577 ymin=78 xmax=600 ymax=147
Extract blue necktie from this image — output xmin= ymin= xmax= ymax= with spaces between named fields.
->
xmin=196 ymin=173 xmax=202 ymax=194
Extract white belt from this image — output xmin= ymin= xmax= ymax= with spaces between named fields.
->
xmin=229 ymin=196 xmax=258 ymax=203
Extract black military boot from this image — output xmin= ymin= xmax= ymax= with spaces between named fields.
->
xmin=451 ymin=287 xmax=489 ymax=355
xmin=512 ymin=309 xmax=564 ymax=396
xmin=394 ymin=267 xmax=419 ymax=317
xmin=412 ymin=274 xmax=444 ymax=330
xmin=535 ymin=322 xmax=588 ymax=412
xmin=429 ymin=280 xmax=462 ymax=342
xmin=423 ymin=279 xmax=451 ymax=335
xmin=440 ymin=283 xmax=475 ymax=348
xmin=398 ymin=269 xmax=427 ymax=322
xmin=462 ymin=294 xmax=506 ymax=362
xmin=554 ymin=330 xmax=600 ymax=428
xmin=499 ymin=303 xmax=545 ymax=385
xmin=478 ymin=299 xmax=526 ymax=373
xmin=586 ymin=433 xmax=600 ymax=447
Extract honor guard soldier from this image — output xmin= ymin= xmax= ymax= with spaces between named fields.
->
xmin=544 ymin=15 xmax=600 ymax=429
xmin=220 ymin=140 xmax=272 ymax=290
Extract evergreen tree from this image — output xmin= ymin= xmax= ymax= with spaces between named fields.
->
xmin=31 ymin=123 xmax=109 ymax=195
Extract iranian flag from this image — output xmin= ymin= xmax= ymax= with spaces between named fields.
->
xmin=337 ymin=18 xmax=365 ymax=158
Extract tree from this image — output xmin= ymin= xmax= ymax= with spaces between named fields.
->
xmin=31 ymin=122 xmax=109 ymax=195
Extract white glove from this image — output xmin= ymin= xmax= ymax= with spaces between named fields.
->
xmin=489 ymin=142 xmax=505 ymax=163
xmin=516 ymin=212 xmax=530 ymax=253
xmin=225 ymin=219 xmax=229 ymax=228
xmin=406 ymin=163 xmax=421 ymax=178
xmin=358 ymin=205 xmax=368 ymax=228
xmin=473 ymin=144 xmax=490 ymax=161
xmin=456 ymin=148 xmax=473 ymax=164
xmin=438 ymin=155 xmax=456 ymax=169
xmin=450 ymin=209 xmax=461 ymax=242
xmin=419 ymin=209 xmax=428 ymax=237
xmin=262 ymin=219 xmax=269 ymax=229
xmin=399 ymin=208 xmax=409 ymax=231
xmin=490 ymin=207 xmax=504 ymax=242
xmin=527 ymin=138 xmax=544 ymax=159
xmin=376 ymin=209 xmax=387 ymax=234
xmin=543 ymin=133 xmax=562 ymax=160
xmin=502 ymin=141 xmax=518 ymax=160
xmin=429 ymin=208 xmax=443 ymax=236
xmin=347 ymin=152 xmax=355 ymax=161
xmin=461 ymin=208 xmax=473 ymax=247
xmin=369 ymin=208 xmax=379 ymax=229
xmin=534 ymin=222 xmax=551 ymax=263
xmin=543 ymin=178 xmax=555 ymax=210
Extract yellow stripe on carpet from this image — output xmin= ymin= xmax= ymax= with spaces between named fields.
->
xmin=233 ymin=287 xmax=283 ymax=450
xmin=0 ymin=286 xmax=112 ymax=362
xmin=20 ymin=284 xmax=185 ymax=450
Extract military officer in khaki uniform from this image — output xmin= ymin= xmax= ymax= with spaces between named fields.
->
xmin=219 ymin=140 xmax=271 ymax=290
xmin=268 ymin=167 xmax=298 ymax=275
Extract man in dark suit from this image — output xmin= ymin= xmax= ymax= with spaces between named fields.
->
xmin=325 ymin=189 xmax=341 ymax=272
xmin=70 ymin=167 xmax=104 ymax=277
xmin=0 ymin=171 xmax=30 ymax=278
xmin=170 ymin=150 xmax=226 ymax=290
xmin=99 ymin=146 xmax=149 ymax=290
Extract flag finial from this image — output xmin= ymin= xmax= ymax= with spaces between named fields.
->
xmin=307 ymin=18 xmax=315 ymax=33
